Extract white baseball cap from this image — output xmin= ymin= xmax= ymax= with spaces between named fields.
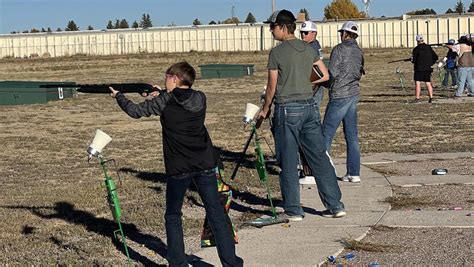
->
xmin=338 ymin=21 xmax=359 ymax=35
xmin=416 ymin=35 xmax=424 ymax=41
xmin=300 ymin=21 xmax=317 ymax=32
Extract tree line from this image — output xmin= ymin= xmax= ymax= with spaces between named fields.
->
xmin=10 ymin=0 xmax=474 ymax=34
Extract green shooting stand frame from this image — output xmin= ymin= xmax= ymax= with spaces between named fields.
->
xmin=240 ymin=124 xmax=289 ymax=228
xmin=95 ymin=156 xmax=131 ymax=265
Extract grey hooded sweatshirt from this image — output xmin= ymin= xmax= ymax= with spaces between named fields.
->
xmin=328 ymin=39 xmax=365 ymax=99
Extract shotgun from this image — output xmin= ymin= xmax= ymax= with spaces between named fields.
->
xmin=388 ymin=58 xmax=411 ymax=64
xmin=40 ymin=83 xmax=158 ymax=95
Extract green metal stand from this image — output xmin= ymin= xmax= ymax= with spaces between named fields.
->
xmin=243 ymin=124 xmax=288 ymax=228
xmin=98 ymin=157 xmax=131 ymax=265
xmin=396 ymin=67 xmax=406 ymax=88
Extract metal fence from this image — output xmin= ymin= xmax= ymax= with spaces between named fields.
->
xmin=0 ymin=14 xmax=472 ymax=58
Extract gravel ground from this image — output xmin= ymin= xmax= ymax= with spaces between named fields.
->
xmin=334 ymin=227 xmax=473 ymax=266
xmin=331 ymin=157 xmax=474 ymax=266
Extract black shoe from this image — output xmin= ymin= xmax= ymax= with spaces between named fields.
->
xmin=428 ymin=98 xmax=433 ymax=103
xmin=409 ymin=98 xmax=422 ymax=104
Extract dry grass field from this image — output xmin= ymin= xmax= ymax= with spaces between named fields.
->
xmin=0 ymin=48 xmax=473 ymax=265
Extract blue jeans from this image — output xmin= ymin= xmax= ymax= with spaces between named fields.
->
xmin=272 ymin=99 xmax=344 ymax=216
xmin=312 ymin=86 xmax=324 ymax=112
xmin=323 ymin=95 xmax=360 ymax=177
xmin=165 ymin=169 xmax=243 ymax=267
xmin=442 ymin=68 xmax=457 ymax=86
xmin=456 ymin=67 xmax=474 ymax=96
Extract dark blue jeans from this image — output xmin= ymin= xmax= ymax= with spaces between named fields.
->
xmin=323 ymin=95 xmax=360 ymax=177
xmin=272 ymin=99 xmax=344 ymax=216
xmin=442 ymin=68 xmax=457 ymax=86
xmin=165 ymin=169 xmax=243 ymax=267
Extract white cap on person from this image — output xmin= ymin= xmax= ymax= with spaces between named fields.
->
xmin=338 ymin=21 xmax=359 ymax=35
xmin=300 ymin=21 xmax=317 ymax=32
xmin=416 ymin=35 xmax=424 ymax=42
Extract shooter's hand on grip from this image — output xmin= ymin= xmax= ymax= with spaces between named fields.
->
xmin=256 ymin=107 xmax=270 ymax=129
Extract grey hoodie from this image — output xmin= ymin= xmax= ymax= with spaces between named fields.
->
xmin=328 ymin=39 xmax=364 ymax=99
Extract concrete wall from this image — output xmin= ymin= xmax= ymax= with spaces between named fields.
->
xmin=1 ymin=14 xmax=472 ymax=58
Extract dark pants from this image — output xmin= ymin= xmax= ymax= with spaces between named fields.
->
xmin=165 ymin=169 xmax=243 ymax=267
xmin=442 ymin=68 xmax=457 ymax=86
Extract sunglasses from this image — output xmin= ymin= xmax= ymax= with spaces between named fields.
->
xmin=270 ymin=23 xmax=279 ymax=30
xmin=300 ymin=32 xmax=310 ymax=36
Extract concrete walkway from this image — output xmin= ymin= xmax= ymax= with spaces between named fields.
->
xmin=194 ymin=152 xmax=473 ymax=266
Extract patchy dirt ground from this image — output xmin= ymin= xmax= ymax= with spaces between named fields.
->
xmin=332 ymin=158 xmax=474 ymax=267
xmin=0 ymin=49 xmax=473 ymax=265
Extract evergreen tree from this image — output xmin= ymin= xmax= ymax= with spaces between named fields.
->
xmin=209 ymin=20 xmax=217 ymax=25
xmin=87 ymin=25 xmax=94 ymax=30
xmin=445 ymin=8 xmax=455 ymax=14
xmin=469 ymin=2 xmax=474 ymax=12
xmin=132 ymin=21 xmax=139 ymax=28
xmin=47 ymin=27 xmax=52 ymax=32
xmin=114 ymin=19 xmax=120 ymax=29
xmin=65 ymin=20 xmax=79 ymax=31
xmin=30 ymin=28 xmax=40 ymax=33
xmin=244 ymin=12 xmax=256 ymax=23
xmin=139 ymin=13 xmax=153 ymax=28
xmin=300 ymin=8 xmax=310 ymax=20
xmin=193 ymin=18 xmax=202 ymax=26
xmin=324 ymin=0 xmax=366 ymax=20
xmin=119 ymin=19 xmax=129 ymax=28
xmin=106 ymin=20 xmax=114 ymax=29
xmin=41 ymin=28 xmax=46 ymax=32
xmin=407 ymin=8 xmax=436 ymax=15
xmin=455 ymin=1 xmax=465 ymax=14
xmin=56 ymin=27 xmax=62 ymax=32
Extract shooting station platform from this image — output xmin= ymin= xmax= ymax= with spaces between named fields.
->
xmin=199 ymin=64 xmax=254 ymax=79
xmin=0 ymin=81 xmax=76 ymax=105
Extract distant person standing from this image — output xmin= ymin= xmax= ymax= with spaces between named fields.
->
xmin=442 ymin=39 xmax=458 ymax=89
xmin=452 ymin=34 xmax=474 ymax=97
xmin=411 ymin=35 xmax=438 ymax=103
xmin=323 ymin=21 xmax=364 ymax=183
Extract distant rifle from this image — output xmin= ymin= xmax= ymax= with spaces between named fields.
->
xmin=428 ymin=43 xmax=450 ymax=47
xmin=40 ymin=83 xmax=158 ymax=95
xmin=388 ymin=58 xmax=411 ymax=64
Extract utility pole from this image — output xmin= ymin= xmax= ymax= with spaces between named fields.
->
xmin=272 ymin=0 xmax=275 ymax=13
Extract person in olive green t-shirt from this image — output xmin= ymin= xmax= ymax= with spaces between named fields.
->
xmin=257 ymin=9 xmax=346 ymax=221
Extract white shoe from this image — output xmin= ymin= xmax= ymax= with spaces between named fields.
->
xmin=338 ymin=174 xmax=361 ymax=183
xmin=299 ymin=176 xmax=316 ymax=185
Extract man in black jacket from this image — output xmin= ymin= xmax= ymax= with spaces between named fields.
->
xmin=411 ymin=35 xmax=438 ymax=103
xmin=109 ymin=62 xmax=243 ymax=267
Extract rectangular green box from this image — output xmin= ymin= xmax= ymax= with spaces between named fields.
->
xmin=199 ymin=64 xmax=254 ymax=79
xmin=0 ymin=81 xmax=76 ymax=106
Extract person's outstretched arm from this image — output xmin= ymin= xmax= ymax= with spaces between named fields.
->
xmin=110 ymin=87 xmax=171 ymax=118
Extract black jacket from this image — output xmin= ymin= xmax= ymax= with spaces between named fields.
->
xmin=412 ymin=43 xmax=438 ymax=71
xmin=116 ymin=88 xmax=217 ymax=175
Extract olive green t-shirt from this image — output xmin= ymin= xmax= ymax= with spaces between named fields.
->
xmin=267 ymin=39 xmax=317 ymax=104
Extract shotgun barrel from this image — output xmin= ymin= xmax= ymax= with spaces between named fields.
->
xmin=40 ymin=83 xmax=157 ymax=95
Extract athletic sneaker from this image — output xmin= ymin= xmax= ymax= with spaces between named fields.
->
xmin=299 ymin=176 xmax=316 ymax=185
xmin=409 ymin=98 xmax=422 ymax=104
xmin=338 ymin=174 xmax=361 ymax=183
xmin=321 ymin=209 xmax=346 ymax=218
xmin=277 ymin=213 xmax=303 ymax=222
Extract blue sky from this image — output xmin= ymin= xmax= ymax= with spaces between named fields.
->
xmin=0 ymin=0 xmax=467 ymax=34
